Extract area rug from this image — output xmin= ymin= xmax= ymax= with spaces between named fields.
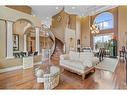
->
xmin=95 ymin=58 xmax=119 ymax=72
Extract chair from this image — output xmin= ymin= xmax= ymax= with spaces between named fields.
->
xmin=28 ymin=51 xmax=33 ymax=56
xmin=20 ymin=52 xmax=26 ymax=57
xmin=34 ymin=51 xmax=38 ymax=56
xmin=35 ymin=66 xmax=60 ymax=89
xmin=35 ymin=67 xmax=44 ymax=83
xmin=98 ymin=48 xmax=106 ymax=62
xmin=43 ymin=66 xmax=60 ymax=89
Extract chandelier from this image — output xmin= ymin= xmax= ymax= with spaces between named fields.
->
xmin=90 ymin=24 xmax=99 ymax=34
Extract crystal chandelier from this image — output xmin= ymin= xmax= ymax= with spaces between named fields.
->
xmin=90 ymin=24 xmax=99 ymax=34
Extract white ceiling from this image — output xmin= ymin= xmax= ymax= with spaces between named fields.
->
xmin=31 ymin=6 xmax=63 ymax=26
xmin=30 ymin=5 xmax=118 ymax=27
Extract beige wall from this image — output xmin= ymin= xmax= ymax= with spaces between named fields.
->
xmin=81 ymin=7 xmax=118 ymax=50
xmin=51 ymin=10 xmax=77 ymax=31
xmin=0 ymin=20 xmax=23 ymax=68
xmin=76 ymin=16 xmax=81 ymax=48
xmin=51 ymin=10 xmax=68 ymax=42
xmin=80 ymin=16 xmax=91 ymax=47
xmin=52 ymin=9 xmax=68 ymax=32
xmin=0 ymin=6 xmax=41 ymax=26
xmin=52 ymin=6 xmax=127 ymax=55
xmin=68 ymin=14 xmax=76 ymax=30
xmin=13 ymin=20 xmax=32 ymax=51
xmin=118 ymin=6 xmax=127 ymax=52
xmin=90 ymin=7 xmax=118 ymax=49
xmin=76 ymin=16 xmax=81 ymax=39
xmin=6 ymin=5 xmax=32 ymax=15
xmin=52 ymin=10 xmax=81 ymax=53
xmin=0 ymin=20 xmax=6 ymax=59
xmin=0 ymin=6 xmax=41 ymax=69
xmin=65 ymin=28 xmax=76 ymax=52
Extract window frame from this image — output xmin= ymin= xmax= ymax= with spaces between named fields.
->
xmin=94 ymin=12 xmax=114 ymax=31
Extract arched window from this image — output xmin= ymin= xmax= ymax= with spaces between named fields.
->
xmin=94 ymin=12 xmax=114 ymax=30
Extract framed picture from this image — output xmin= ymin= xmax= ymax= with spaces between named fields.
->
xmin=13 ymin=34 xmax=19 ymax=51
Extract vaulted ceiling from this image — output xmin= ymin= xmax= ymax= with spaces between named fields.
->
xmin=30 ymin=6 xmax=118 ymax=27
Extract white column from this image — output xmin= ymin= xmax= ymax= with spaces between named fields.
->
xmin=63 ymin=43 xmax=66 ymax=53
xmin=23 ymin=34 xmax=27 ymax=52
xmin=76 ymin=17 xmax=81 ymax=51
xmin=35 ymin=28 xmax=40 ymax=54
xmin=6 ymin=21 xmax=13 ymax=58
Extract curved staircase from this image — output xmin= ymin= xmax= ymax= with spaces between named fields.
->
xmin=51 ymin=38 xmax=64 ymax=65
xmin=51 ymin=27 xmax=65 ymax=43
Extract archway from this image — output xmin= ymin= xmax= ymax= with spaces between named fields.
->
xmin=13 ymin=19 xmax=35 ymax=57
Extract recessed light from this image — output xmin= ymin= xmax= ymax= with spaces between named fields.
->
xmin=56 ymin=7 xmax=59 ymax=10
xmin=32 ymin=14 xmax=36 ymax=17
xmin=81 ymin=14 xmax=84 ymax=16
xmin=46 ymin=17 xmax=49 ymax=19
xmin=72 ymin=6 xmax=76 ymax=9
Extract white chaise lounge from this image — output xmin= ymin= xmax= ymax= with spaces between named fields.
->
xmin=60 ymin=51 xmax=99 ymax=80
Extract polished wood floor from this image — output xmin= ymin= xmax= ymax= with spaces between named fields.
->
xmin=0 ymin=58 xmax=127 ymax=89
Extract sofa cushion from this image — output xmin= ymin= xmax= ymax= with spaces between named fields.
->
xmin=79 ymin=52 xmax=94 ymax=67
xmin=60 ymin=54 xmax=70 ymax=60
xmin=69 ymin=51 xmax=80 ymax=61
xmin=92 ymin=57 xmax=99 ymax=66
xmin=61 ymin=59 xmax=85 ymax=70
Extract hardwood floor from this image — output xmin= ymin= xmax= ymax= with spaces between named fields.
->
xmin=0 ymin=58 xmax=127 ymax=89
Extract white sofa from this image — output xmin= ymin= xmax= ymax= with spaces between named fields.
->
xmin=60 ymin=51 xmax=99 ymax=80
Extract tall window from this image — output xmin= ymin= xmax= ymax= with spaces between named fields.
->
xmin=93 ymin=34 xmax=112 ymax=50
xmin=94 ymin=12 xmax=114 ymax=30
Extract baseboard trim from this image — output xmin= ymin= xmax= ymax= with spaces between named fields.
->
xmin=34 ymin=61 xmax=42 ymax=65
xmin=0 ymin=61 xmax=42 ymax=73
xmin=0 ymin=65 xmax=23 ymax=73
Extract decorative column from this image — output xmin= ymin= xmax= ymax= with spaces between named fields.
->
xmin=6 ymin=21 xmax=13 ymax=58
xmin=35 ymin=27 xmax=40 ymax=54
xmin=76 ymin=17 xmax=81 ymax=52
xmin=23 ymin=23 xmax=31 ymax=52
xmin=23 ymin=34 xmax=27 ymax=52
xmin=63 ymin=42 xmax=66 ymax=53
